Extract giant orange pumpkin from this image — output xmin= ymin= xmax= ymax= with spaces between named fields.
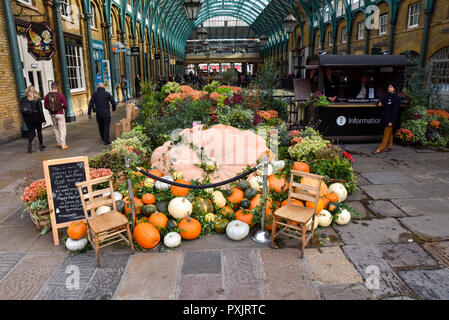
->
xmin=227 ymin=188 xmax=244 ymax=204
xmin=148 ymin=212 xmax=168 ymax=229
xmin=67 ymin=221 xmax=87 ymax=240
xmin=142 ymin=193 xmax=156 ymax=205
xmin=293 ymin=162 xmax=310 ymax=173
xmin=268 ymin=175 xmax=289 ymax=193
xmin=171 ymin=179 xmax=190 ymax=197
xmin=235 ymin=209 xmax=254 ymax=226
xmin=178 ymin=217 xmax=201 ymax=240
xmin=133 ymin=222 xmax=160 ymax=249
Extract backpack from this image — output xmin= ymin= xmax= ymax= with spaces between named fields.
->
xmin=46 ymin=92 xmax=62 ymax=114
xmin=20 ymin=98 xmax=33 ymax=116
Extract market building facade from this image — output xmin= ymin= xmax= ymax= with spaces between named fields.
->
xmin=1 ymin=0 xmax=448 ymax=144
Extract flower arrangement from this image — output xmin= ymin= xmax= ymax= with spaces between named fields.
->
xmin=429 ymin=120 xmax=441 ymax=129
xmin=161 ymin=81 xmax=181 ymax=96
xmin=427 ymin=109 xmax=449 ymax=120
xmin=394 ymin=128 xmax=415 ymax=143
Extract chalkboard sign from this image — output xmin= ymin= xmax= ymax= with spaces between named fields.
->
xmin=43 ymin=156 xmax=90 ymax=246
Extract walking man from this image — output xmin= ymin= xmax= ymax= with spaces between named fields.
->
xmin=135 ymin=74 xmax=141 ymax=98
xmin=44 ymin=82 xmax=69 ymax=150
xmin=88 ymin=82 xmax=116 ymax=145
xmin=121 ymin=75 xmax=129 ymax=102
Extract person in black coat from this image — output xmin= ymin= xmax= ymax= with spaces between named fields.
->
xmin=323 ymin=67 xmax=339 ymax=102
xmin=21 ymin=86 xmax=46 ymax=153
xmin=88 ymin=83 xmax=117 ymax=145
xmin=372 ymin=83 xmax=401 ymax=154
xmin=135 ymin=74 xmax=141 ymax=98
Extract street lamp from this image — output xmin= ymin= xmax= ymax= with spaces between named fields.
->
xmin=197 ymin=25 xmax=208 ymax=42
xmin=183 ymin=0 xmax=203 ymax=21
xmin=259 ymin=34 xmax=268 ymax=46
xmin=201 ymin=41 xmax=209 ymax=52
xmin=283 ymin=14 xmax=297 ymax=34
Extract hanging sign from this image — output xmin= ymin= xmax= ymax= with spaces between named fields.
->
xmin=26 ymin=22 xmax=55 ymax=61
xmin=131 ymin=47 xmax=140 ymax=56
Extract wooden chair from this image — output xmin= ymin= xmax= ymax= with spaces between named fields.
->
xmin=76 ymin=176 xmax=134 ymax=266
xmin=270 ymin=170 xmax=324 ymax=258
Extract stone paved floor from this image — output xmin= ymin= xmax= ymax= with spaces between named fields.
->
xmin=1 ymin=113 xmax=449 ymax=300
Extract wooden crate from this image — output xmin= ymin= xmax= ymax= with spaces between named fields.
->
xmin=115 ymin=122 xmax=123 ymax=139
xmin=29 ymin=209 xmax=51 ymax=231
xmin=120 ymin=119 xmax=131 ymax=133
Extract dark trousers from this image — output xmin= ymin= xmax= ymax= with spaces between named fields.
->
xmin=97 ymin=117 xmax=111 ymax=143
xmin=26 ymin=122 xmax=43 ymax=145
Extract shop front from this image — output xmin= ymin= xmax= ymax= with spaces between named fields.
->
xmin=93 ymin=40 xmax=112 ymax=93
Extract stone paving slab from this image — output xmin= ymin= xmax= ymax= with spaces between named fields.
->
xmin=259 ymin=248 xmax=318 ymax=300
xmin=423 ymin=241 xmax=449 ymax=268
xmin=391 ymin=198 xmax=449 ymax=217
xmin=175 ymin=234 xmax=267 ymax=251
xmin=355 ymin=175 xmax=371 ymax=187
xmin=351 ymin=156 xmax=399 ymax=173
xmin=81 ymin=268 xmax=126 ymax=300
xmin=345 ymin=201 xmax=375 ymax=219
xmin=346 ymin=189 xmax=369 ymax=201
xmin=181 ymin=250 xmax=221 ymax=275
xmin=0 ymin=226 xmax=40 ymax=252
xmin=44 ymin=252 xmax=98 ymax=286
xmin=399 ymin=182 xmax=449 ymax=199
xmin=0 ymin=253 xmax=65 ymax=299
xmin=114 ymin=252 xmax=182 ymax=300
xmin=342 ymin=245 xmax=413 ymax=299
xmin=222 ymin=250 xmax=263 ymax=300
xmin=398 ymin=215 xmax=449 ymax=241
xmin=360 ymin=184 xmax=415 ymax=200
xmin=304 ymin=246 xmax=363 ymax=284
xmin=361 ymin=171 xmax=417 ymax=185
xmin=0 ymin=252 xmax=25 ymax=281
xmin=397 ymin=269 xmax=449 ymax=300
xmin=0 ymin=208 xmax=34 ymax=227
xmin=366 ymin=200 xmax=407 ymax=218
xmin=278 ymin=227 xmax=344 ymax=248
xmin=178 ymin=274 xmax=224 ymax=300
xmin=334 ymin=218 xmax=411 ymax=245
xmin=376 ymin=243 xmax=439 ymax=268
xmin=314 ymin=282 xmax=374 ymax=300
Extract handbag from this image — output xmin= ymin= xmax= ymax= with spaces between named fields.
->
xmin=20 ymin=99 xmax=34 ymax=116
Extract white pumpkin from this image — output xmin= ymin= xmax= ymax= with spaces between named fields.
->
xmin=96 ymin=205 xmax=111 ymax=215
xmin=328 ymin=183 xmax=348 ymax=202
xmin=271 ymin=160 xmax=286 ymax=172
xmin=168 ymin=197 xmax=193 ymax=219
xmin=256 ymin=163 xmax=273 ymax=177
xmin=102 ymin=191 xmax=123 ymax=201
xmin=204 ymin=188 xmax=214 ymax=194
xmin=163 ymin=232 xmax=182 ymax=248
xmin=317 ymin=210 xmax=333 ymax=227
xmin=335 ymin=208 xmax=351 ymax=225
xmin=306 ymin=216 xmax=319 ymax=231
xmin=226 ymin=220 xmax=250 ymax=241
xmin=65 ymin=236 xmax=88 ymax=251
xmin=212 ymin=190 xmax=226 ymax=208
xmin=248 ymin=176 xmax=268 ymax=192
xmin=155 ymin=175 xmax=174 ymax=191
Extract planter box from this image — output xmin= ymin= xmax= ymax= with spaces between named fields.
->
xmin=29 ymin=209 xmax=51 ymax=231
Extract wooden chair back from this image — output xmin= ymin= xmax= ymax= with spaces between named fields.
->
xmin=76 ymin=176 xmax=117 ymax=220
xmin=287 ymin=170 xmax=324 ymax=209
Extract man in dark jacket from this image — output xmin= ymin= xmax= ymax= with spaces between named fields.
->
xmin=88 ymin=83 xmax=116 ymax=145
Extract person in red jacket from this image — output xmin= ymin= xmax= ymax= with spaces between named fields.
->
xmin=44 ymin=82 xmax=69 ymax=150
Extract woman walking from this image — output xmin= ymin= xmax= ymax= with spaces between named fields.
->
xmin=372 ymin=83 xmax=401 ymax=154
xmin=20 ymin=86 xmax=46 ymax=153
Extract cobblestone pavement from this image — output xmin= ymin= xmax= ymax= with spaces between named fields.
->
xmin=1 ymin=111 xmax=449 ymax=300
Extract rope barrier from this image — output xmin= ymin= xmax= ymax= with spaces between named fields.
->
xmin=136 ymin=162 xmax=263 ymax=189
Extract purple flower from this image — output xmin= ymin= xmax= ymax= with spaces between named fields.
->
xmin=232 ymin=94 xmax=243 ymax=104
xmin=224 ymin=97 xmax=231 ymax=105
xmin=253 ymin=114 xmax=264 ymax=125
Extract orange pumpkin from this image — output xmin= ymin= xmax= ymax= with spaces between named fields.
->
xmin=293 ymin=162 xmax=310 ymax=173
xmin=132 ymin=181 xmax=144 ymax=193
xmin=178 ymin=217 xmax=202 ymax=240
xmin=67 ymin=221 xmax=87 ymax=240
xmin=321 ymin=196 xmax=330 ymax=209
xmin=325 ymin=192 xmax=339 ymax=203
xmin=305 ymin=199 xmax=324 ymax=214
xmin=133 ymin=222 xmax=160 ymax=249
xmin=135 ymin=216 xmax=149 ymax=225
xmin=125 ymin=197 xmax=144 ymax=215
xmin=142 ymin=193 xmax=156 ymax=205
xmin=259 ymin=149 xmax=275 ymax=162
xmin=281 ymin=199 xmax=304 ymax=207
xmin=171 ymin=179 xmax=190 ymax=197
xmin=235 ymin=209 xmax=254 ymax=226
xmin=300 ymin=177 xmax=328 ymax=197
xmin=148 ymin=212 xmax=168 ymax=229
xmin=148 ymin=169 xmax=163 ymax=178
xmin=264 ymin=210 xmax=274 ymax=231
xmin=227 ymin=188 xmax=244 ymax=204
xmin=268 ymin=175 xmax=289 ymax=193
xmin=221 ymin=206 xmax=234 ymax=217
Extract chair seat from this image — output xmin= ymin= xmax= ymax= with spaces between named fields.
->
xmin=274 ymin=204 xmax=315 ymax=224
xmin=88 ymin=211 xmax=128 ymax=234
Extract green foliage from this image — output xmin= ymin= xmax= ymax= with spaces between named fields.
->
xmin=301 ymin=93 xmax=330 ymax=108
xmin=288 ymin=136 xmax=330 ymax=163
xmin=89 ymin=149 xmax=130 ymax=177
xmin=216 ymin=104 xmax=254 ymax=129
xmin=161 ymin=81 xmax=181 ymax=97
xmin=402 ymin=119 xmax=428 ymax=145
xmin=203 ymin=81 xmax=221 ymax=93
xmin=220 ymin=68 xmax=238 ymax=85
xmin=253 ymin=61 xmax=279 ymax=100
xmin=310 ymin=157 xmax=357 ymax=195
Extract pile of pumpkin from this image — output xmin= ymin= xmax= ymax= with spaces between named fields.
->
xmin=63 ymin=158 xmax=353 ymax=252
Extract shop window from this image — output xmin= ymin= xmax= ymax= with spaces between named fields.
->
xmin=18 ymin=0 xmax=33 ymax=6
xmin=379 ymin=14 xmax=388 ymax=35
xmin=357 ymin=21 xmax=364 ymax=40
xmin=328 ymin=32 xmax=333 ymax=46
xmin=341 ymin=28 xmax=346 ymax=44
xmin=408 ymin=2 xmax=421 ymax=29
xmin=430 ymin=47 xmax=449 ymax=93
xmin=65 ymin=42 xmax=86 ymax=92
xmin=90 ymin=2 xmax=97 ymax=29
xmin=61 ymin=0 xmax=71 ymax=19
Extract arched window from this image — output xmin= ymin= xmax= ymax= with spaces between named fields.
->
xmin=90 ymin=2 xmax=97 ymax=29
xmin=430 ymin=47 xmax=449 ymax=94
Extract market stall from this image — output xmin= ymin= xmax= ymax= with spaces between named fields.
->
xmin=299 ymin=54 xmax=409 ymax=142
